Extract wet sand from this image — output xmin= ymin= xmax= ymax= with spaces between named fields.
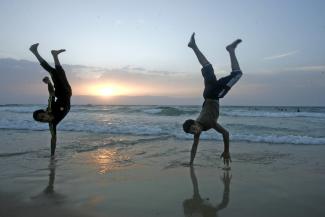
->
xmin=0 ymin=130 xmax=325 ymax=217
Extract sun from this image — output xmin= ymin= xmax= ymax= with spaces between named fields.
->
xmin=98 ymin=86 xmax=115 ymax=96
xmin=86 ymin=82 xmax=138 ymax=97
xmin=88 ymin=83 xmax=126 ymax=97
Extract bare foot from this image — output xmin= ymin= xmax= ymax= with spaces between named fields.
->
xmin=51 ymin=49 xmax=66 ymax=56
xmin=188 ymin=32 xmax=196 ymax=48
xmin=29 ymin=43 xmax=39 ymax=53
xmin=226 ymin=39 xmax=242 ymax=52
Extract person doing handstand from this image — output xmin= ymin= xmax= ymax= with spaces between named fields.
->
xmin=183 ymin=33 xmax=242 ymax=165
xmin=30 ymin=43 xmax=72 ymax=157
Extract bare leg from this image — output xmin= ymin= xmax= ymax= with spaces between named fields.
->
xmin=51 ymin=49 xmax=72 ymax=97
xmin=29 ymin=43 xmax=47 ymax=63
xmin=226 ymin=39 xmax=242 ymax=71
xmin=188 ymin=33 xmax=210 ymax=67
xmin=30 ymin=43 xmax=56 ymax=76
xmin=51 ymin=49 xmax=66 ymax=66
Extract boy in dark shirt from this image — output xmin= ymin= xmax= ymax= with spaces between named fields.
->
xmin=183 ymin=33 xmax=242 ymax=165
xmin=30 ymin=43 xmax=72 ymax=157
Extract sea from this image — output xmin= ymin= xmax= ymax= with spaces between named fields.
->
xmin=1 ymin=104 xmax=324 ymax=146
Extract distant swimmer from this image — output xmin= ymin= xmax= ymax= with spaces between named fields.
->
xmin=183 ymin=33 xmax=243 ymax=166
xmin=30 ymin=43 xmax=72 ymax=157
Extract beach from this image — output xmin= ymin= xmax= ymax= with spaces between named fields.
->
xmin=1 ymin=0 xmax=325 ymax=215
xmin=1 ymin=104 xmax=325 ymax=216
xmin=1 ymin=128 xmax=325 ymax=217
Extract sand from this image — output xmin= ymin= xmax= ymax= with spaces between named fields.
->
xmin=0 ymin=129 xmax=325 ymax=217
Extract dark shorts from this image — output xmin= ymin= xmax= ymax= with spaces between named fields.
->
xmin=201 ymin=64 xmax=242 ymax=99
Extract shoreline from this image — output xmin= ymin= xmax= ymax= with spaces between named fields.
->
xmin=1 ymin=130 xmax=325 ymax=216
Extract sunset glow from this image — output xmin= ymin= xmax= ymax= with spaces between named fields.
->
xmin=86 ymin=83 xmax=133 ymax=97
xmin=97 ymin=86 xmax=116 ymax=96
xmin=91 ymin=85 xmax=122 ymax=96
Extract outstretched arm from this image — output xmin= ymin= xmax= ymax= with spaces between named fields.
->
xmin=43 ymin=77 xmax=55 ymax=112
xmin=43 ymin=77 xmax=57 ymax=157
xmin=43 ymin=76 xmax=54 ymax=96
xmin=190 ymin=133 xmax=200 ymax=165
xmin=213 ymin=123 xmax=231 ymax=165
xmin=49 ymin=123 xmax=56 ymax=157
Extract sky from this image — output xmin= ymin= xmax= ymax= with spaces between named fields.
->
xmin=0 ymin=0 xmax=325 ymax=105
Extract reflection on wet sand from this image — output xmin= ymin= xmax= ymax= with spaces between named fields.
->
xmin=90 ymin=148 xmax=133 ymax=175
xmin=183 ymin=166 xmax=231 ymax=217
xmin=31 ymin=158 xmax=65 ymax=204
xmin=95 ymin=149 xmax=118 ymax=174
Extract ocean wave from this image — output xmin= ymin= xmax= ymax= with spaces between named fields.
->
xmin=143 ymin=106 xmax=198 ymax=116
xmin=225 ymin=123 xmax=295 ymax=132
xmin=232 ymin=134 xmax=325 ymax=145
xmin=0 ymin=105 xmax=41 ymax=114
xmin=3 ymin=105 xmax=324 ymax=119
xmin=0 ymin=151 xmax=34 ymax=157
xmin=1 ymin=105 xmax=324 ymax=146
xmin=0 ymin=110 xmax=324 ymax=146
xmin=1 ymin=122 xmax=323 ymax=145
xmin=222 ymin=110 xmax=325 ymax=118
xmin=70 ymin=105 xmax=199 ymax=116
xmin=174 ymin=133 xmax=325 ymax=145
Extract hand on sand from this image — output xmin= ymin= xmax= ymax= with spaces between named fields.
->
xmin=220 ymin=151 xmax=232 ymax=166
xmin=42 ymin=76 xmax=50 ymax=84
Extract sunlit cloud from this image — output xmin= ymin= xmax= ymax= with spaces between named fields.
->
xmin=264 ymin=50 xmax=299 ymax=60
xmin=68 ymin=66 xmax=103 ymax=79
xmin=66 ymin=63 xmax=199 ymax=97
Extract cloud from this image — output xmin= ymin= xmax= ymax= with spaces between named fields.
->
xmin=283 ymin=65 xmax=325 ymax=72
xmin=93 ymin=66 xmax=200 ymax=96
xmin=131 ymin=67 xmax=146 ymax=71
xmin=0 ymin=50 xmax=18 ymax=59
xmin=1 ymin=58 xmax=325 ymax=106
xmin=263 ymin=50 xmax=299 ymax=60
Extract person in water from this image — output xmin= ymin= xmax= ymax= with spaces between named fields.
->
xmin=30 ymin=43 xmax=72 ymax=157
xmin=183 ymin=33 xmax=243 ymax=165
